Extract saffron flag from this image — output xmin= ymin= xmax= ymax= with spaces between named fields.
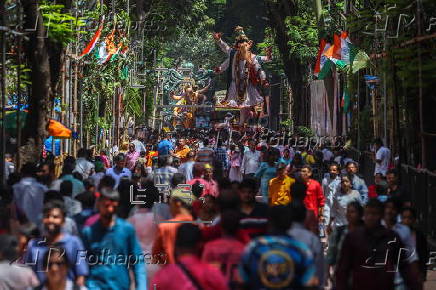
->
xmin=333 ymin=33 xmax=341 ymax=60
xmin=78 ymin=17 xmax=105 ymax=59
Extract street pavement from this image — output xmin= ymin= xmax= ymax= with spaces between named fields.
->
xmin=425 ymin=270 xmax=436 ymax=290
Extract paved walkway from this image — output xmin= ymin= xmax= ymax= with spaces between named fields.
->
xmin=425 ymin=270 xmax=436 ymax=290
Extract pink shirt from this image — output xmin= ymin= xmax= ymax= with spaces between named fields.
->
xmin=128 ymin=208 xmax=157 ymax=253
xmin=126 ymin=150 xmax=140 ymax=171
xmin=100 ymin=154 xmax=111 ymax=168
xmin=204 ymin=179 xmax=219 ymax=197
xmin=152 ymin=254 xmax=229 ymax=290
xmin=201 ymin=237 xmax=245 ymax=283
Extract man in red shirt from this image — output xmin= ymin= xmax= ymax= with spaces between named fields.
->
xmin=300 ymin=165 xmax=325 ymax=220
xmin=152 ymin=224 xmax=228 ymax=290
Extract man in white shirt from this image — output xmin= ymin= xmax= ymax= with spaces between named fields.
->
xmin=13 ymin=163 xmax=47 ymax=225
xmin=374 ymin=138 xmax=391 ymax=176
xmin=74 ymin=148 xmax=95 ymax=179
xmin=153 ymin=155 xmax=178 ymax=186
xmin=322 ymin=162 xmax=341 ymax=226
xmin=241 ymin=140 xmax=261 ymax=179
xmin=131 ymin=138 xmax=146 ymax=153
xmin=321 ymin=146 xmax=334 ymax=162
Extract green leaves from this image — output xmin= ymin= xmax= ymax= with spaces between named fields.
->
xmin=40 ymin=2 xmax=86 ymax=45
xmin=285 ymin=13 xmax=318 ymax=62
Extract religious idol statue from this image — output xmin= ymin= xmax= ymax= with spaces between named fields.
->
xmin=213 ymin=26 xmax=271 ymax=125
xmin=170 ymin=83 xmax=209 ymax=128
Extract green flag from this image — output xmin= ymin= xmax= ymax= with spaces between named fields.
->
xmin=352 ymin=50 xmax=370 ymax=74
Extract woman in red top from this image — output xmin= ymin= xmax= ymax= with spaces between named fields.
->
xmin=300 ymin=165 xmax=325 ymax=220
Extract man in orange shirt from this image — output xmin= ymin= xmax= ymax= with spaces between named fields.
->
xmin=152 ymin=188 xmax=194 ymax=264
xmin=146 ymin=144 xmax=158 ymax=168
xmin=268 ymin=162 xmax=295 ymax=206
xmin=173 ymin=139 xmax=191 ymax=162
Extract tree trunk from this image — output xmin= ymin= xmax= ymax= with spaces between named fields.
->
xmin=21 ymin=0 xmax=52 ymax=163
xmin=264 ymin=0 xmax=307 ymax=126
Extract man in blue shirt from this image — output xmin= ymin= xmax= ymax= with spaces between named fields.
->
xmin=82 ymin=188 xmax=147 ymax=290
xmin=238 ymin=205 xmax=318 ymax=290
xmin=25 ymin=200 xmax=88 ymax=286
xmin=346 ymin=161 xmax=369 ymax=204
xmin=106 ymin=153 xmax=132 ymax=188
xmin=157 ymin=134 xmax=174 ymax=156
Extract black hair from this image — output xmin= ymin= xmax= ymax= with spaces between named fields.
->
xmin=374 ymin=138 xmax=383 ymax=146
xmin=239 ymin=178 xmax=257 ymax=193
xmin=43 ymin=200 xmax=67 ymax=219
xmin=77 ymin=148 xmax=88 ymax=158
xmin=191 ymin=181 xmax=204 ymax=199
xmin=192 ymin=163 xmax=204 ymax=177
xmin=42 ymin=247 xmax=69 ymax=269
xmin=290 ymin=180 xmax=307 ymax=203
xmin=0 ymin=235 xmax=19 ymax=262
xmin=401 ymin=207 xmax=417 ymax=219
xmin=60 ymin=180 xmax=73 ymax=197
xmin=21 ymin=162 xmax=37 ymax=177
xmin=44 ymin=190 xmax=63 ymax=203
xmin=171 ymin=173 xmax=186 ymax=188
xmin=75 ymin=191 xmax=96 ymax=209
xmin=329 ymin=162 xmax=341 ymax=171
xmin=61 ymin=162 xmax=75 ymax=176
xmin=217 ymin=189 xmax=241 ymax=212
xmin=114 ymin=153 xmax=125 ymax=163
xmin=365 ymin=198 xmax=384 ymax=214
xmin=83 ymin=178 xmax=95 ymax=190
xmin=99 ymin=175 xmax=116 ymax=190
xmin=38 ymin=162 xmax=55 ymax=173
xmin=386 ymin=168 xmax=398 ymax=177
xmin=301 ymin=164 xmax=312 ymax=172
xmin=345 ymin=161 xmax=358 ymax=168
xmin=385 ymin=197 xmax=403 ymax=212
xmin=175 ymin=224 xmax=201 ymax=249
xmin=288 ymin=201 xmax=307 ymax=223
xmin=268 ymin=205 xmax=292 ymax=231
xmin=217 ymin=177 xmax=232 ymax=191
xmin=347 ymin=201 xmax=364 ymax=217
xmin=72 ymin=172 xmax=83 ymax=181
xmin=221 ymin=209 xmax=241 ymax=236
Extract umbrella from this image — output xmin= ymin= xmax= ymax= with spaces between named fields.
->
xmin=1 ymin=111 xmax=71 ymax=138
xmin=48 ymin=119 xmax=72 ymax=138
xmin=1 ymin=111 xmax=28 ymax=132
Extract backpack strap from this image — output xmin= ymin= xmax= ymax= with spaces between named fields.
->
xmin=177 ymin=262 xmax=204 ymax=290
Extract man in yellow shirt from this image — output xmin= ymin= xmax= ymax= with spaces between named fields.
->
xmin=268 ymin=162 xmax=295 ymax=206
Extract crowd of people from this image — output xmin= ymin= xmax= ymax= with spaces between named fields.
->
xmin=0 ymin=128 xmax=427 ymax=290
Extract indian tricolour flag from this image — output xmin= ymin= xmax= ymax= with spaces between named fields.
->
xmin=317 ymin=42 xmax=333 ymax=80
xmin=323 ymin=35 xmax=347 ymax=70
xmin=77 ymin=16 xmax=105 ymax=59
xmin=314 ymin=39 xmax=326 ymax=77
